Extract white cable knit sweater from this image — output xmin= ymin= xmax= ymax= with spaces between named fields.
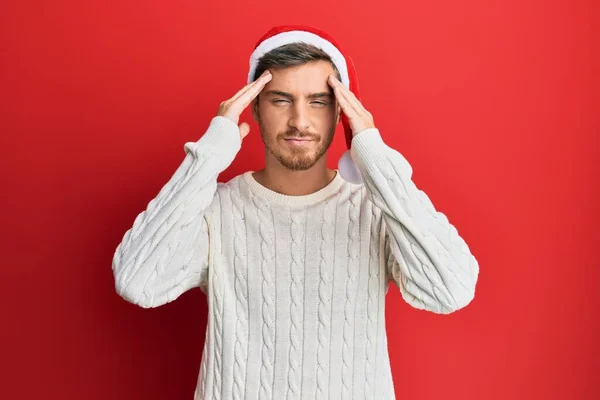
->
xmin=112 ymin=116 xmax=479 ymax=399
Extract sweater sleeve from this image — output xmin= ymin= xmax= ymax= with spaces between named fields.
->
xmin=350 ymin=128 xmax=479 ymax=314
xmin=112 ymin=116 xmax=241 ymax=308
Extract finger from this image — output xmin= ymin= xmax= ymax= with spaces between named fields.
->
xmin=332 ymin=83 xmax=357 ymax=118
xmin=228 ymin=70 xmax=272 ymax=105
xmin=235 ymin=72 xmax=272 ymax=109
xmin=239 ymin=122 xmax=250 ymax=140
xmin=328 ymin=75 xmax=366 ymax=113
xmin=329 ymin=77 xmax=360 ymax=117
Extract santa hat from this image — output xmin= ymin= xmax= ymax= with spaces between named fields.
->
xmin=247 ymin=25 xmax=364 ymax=185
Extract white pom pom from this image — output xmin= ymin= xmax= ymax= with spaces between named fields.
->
xmin=338 ymin=149 xmax=363 ymax=184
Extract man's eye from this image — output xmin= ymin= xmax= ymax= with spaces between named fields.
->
xmin=273 ymin=100 xmax=289 ymax=104
xmin=312 ymin=102 xmax=328 ymax=106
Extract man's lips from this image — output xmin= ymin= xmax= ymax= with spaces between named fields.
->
xmin=284 ymin=137 xmax=315 ymax=146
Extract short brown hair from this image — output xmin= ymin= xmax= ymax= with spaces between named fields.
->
xmin=252 ymin=42 xmax=342 ymax=82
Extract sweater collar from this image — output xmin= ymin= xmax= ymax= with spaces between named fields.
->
xmin=242 ymin=169 xmax=345 ymax=207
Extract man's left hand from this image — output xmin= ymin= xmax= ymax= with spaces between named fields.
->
xmin=328 ymin=74 xmax=376 ymax=137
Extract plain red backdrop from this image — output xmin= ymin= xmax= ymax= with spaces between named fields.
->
xmin=1 ymin=0 xmax=598 ymax=399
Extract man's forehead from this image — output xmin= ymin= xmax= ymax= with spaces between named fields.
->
xmin=264 ymin=68 xmax=334 ymax=96
xmin=270 ymin=61 xmax=333 ymax=80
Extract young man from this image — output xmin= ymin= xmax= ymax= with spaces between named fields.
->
xmin=112 ymin=26 xmax=479 ymax=399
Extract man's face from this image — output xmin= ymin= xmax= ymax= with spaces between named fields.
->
xmin=253 ymin=60 xmax=341 ymax=171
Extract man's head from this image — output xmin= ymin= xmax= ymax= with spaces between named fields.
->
xmin=251 ymin=43 xmax=343 ymax=171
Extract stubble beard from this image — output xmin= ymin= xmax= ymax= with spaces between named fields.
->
xmin=258 ymin=119 xmax=336 ymax=171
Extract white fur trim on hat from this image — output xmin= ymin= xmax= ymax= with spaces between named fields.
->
xmin=338 ymin=149 xmax=363 ymax=184
xmin=248 ymin=30 xmax=350 ymax=88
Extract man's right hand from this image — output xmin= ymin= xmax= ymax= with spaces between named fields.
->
xmin=217 ymin=70 xmax=272 ymax=141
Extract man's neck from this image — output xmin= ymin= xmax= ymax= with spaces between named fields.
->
xmin=252 ymin=162 xmax=337 ymax=197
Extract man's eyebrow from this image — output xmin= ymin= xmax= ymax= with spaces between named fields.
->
xmin=264 ymin=90 xmax=293 ymax=98
xmin=265 ymin=90 xmax=333 ymax=99
xmin=307 ymin=92 xmax=333 ymax=99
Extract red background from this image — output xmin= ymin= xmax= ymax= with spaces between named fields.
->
xmin=1 ymin=0 xmax=598 ymax=399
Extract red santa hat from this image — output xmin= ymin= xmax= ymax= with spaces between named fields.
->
xmin=247 ymin=25 xmax=364 ymax=184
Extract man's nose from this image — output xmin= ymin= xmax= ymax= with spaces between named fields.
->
xmin=288 ymin=103 xmax=311 ymax=132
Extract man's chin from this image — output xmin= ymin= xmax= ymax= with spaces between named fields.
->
xmin=280 ymin=159 xmax=316 ymax=171
xmin=276 ymin=154 xmax=318 ymax=171
xmin=267 ymin=141 xmax=328 ymax=171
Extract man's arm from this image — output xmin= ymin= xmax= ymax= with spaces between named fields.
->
xmin=352 ymin=129 xmax=479 ymax=314
xmin=112 ymin=69 xmax=273 ymax=308
xmin=112 ymin=116 xmax=241 ymax=308
xmin=327 ymin=74 xmax=478 ymax=314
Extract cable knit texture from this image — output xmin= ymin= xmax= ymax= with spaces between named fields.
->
xmin=112 ymin=116 xmax=479 ymax=399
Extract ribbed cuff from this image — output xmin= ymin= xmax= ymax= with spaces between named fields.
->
xmin=197 ymin=116 xmax=242 ymax=153
xmin=351 ymin=127 xmax=414 ymax=179
xmin=184 ymin=116 xmax=242 ymax=170
xmin=350 ymin=128 xmax=387 ymax=170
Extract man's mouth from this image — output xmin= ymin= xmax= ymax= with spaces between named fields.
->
xmin=284 ymin=137 xmax=314 ymax=146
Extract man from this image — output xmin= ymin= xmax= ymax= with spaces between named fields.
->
xmin=112 ymin=25 xmax=479 ymax=399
